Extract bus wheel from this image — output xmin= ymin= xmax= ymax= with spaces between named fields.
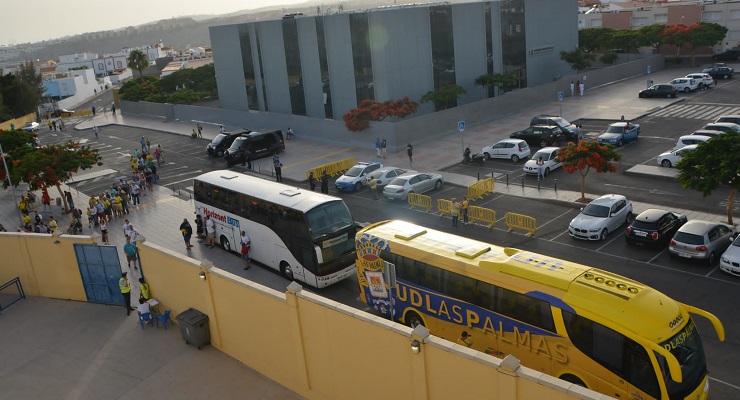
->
xmin=560 ymin=374 xmax=586 ymax=388
xmin=405 ymin=311 xmax=424 ymax=328
xmin=220 ymin=236 xmax=231 ymax=252
xmin=280 ymin=261 xmax=294 ymax=281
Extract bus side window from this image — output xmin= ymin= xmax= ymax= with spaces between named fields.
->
xmin=443 ymin=270 xmax=476 ymax=304
xmin=419 ymin=262 xmax=442 ymax=293
xmin=627 ymin=342 xmax=660 ymax=398
xmin=563 ymin=311 xmax=628 ymax=379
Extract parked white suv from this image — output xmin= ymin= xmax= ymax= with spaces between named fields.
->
xmin=670 ymin=78 xmax=699 ymax=93
xmin=481 ymin=139 xmax=531 ymax=162
xmin=685 ymin=73 xmax=714 ymax=89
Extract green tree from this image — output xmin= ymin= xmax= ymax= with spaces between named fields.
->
xmin=599 ymin=51 xmax=619 ymax=65
xmin=557 ymin=141 xmax=622 ymax=201
xmin=420 ymin=84 xmax=466 ymax=111
xmin=127 ymin=49 xmax=150 ymax=79
xmin=676 ymin=132 xmax=739 ymax=224
xmin=560 ymin=48 xmax=597 ymax=74
xmin=636 ymin=24 xmax=666 ymax=52
xmin=611 ymin=29 xmax=641 ymax=54
xmin=474 ymin=73 xmax=519 ymax=96
xmin=578 ymin=28 xmax=614 ymax=53
xmin=662 ymin=24 xmax=692 ymax=56
xmin=686 ymin=22 xmax=728 ymax=66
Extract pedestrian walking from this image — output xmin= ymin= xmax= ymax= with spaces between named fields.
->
xmin=140 ymin=136 xmax=147 ymax=152
xmin=380 ymin=138 xmax=387 ymax=158
xmin=462 ymin=196 xmax=469 ymax=225
xmin=570 ymin=80 xmax=575 ymax=96
xmin=536 ymin=156 xmax=545 ymax=179
xmin=197 ymin=123 xmax=203 ymax=137
xmin=52 ymin=120 xmax=57 ymax=131
xmin=320 ymin=171 xmax=329 ymax=194
xmin=130 ymin=183 xmax=141 ymax=206
xmin=205 ymin=215 xmax=216 ymax=248
xmin=580 ymin=81 xmax=585 ymax=96
xmin=180 ymin=218 xmax=193 ymax=250
xmin=119 ymin=272 xmax=134 ymax=315
xmin=275 ymin=161 xmax=283 ymax=182
xmin=375 ymin=138 xmax=381 ymax=158
xmin=450 ymin=198 xmax=461 ymax=227
xmin=100 ymin=217 xmax=109 ymax=244
xmin=406 ymin=143 xmax=414 ymax=164
xmin=128 ymin=225 xmax=140 ymax=244
xmin=47 ymin=121 xmax=52 ymax=131
xmin=65 ymin=191 xmax=75 ymax=211
xmin=146 ymin=138 xmax=151 ymax=151
xmin=123 ymin=219 xmax=132 ymax=238
xmin=308 ymin=171 xmax=316 ymax=191
xmin=123 ymin=236 xmax=137 ymax=270
xmin=156 ymin=145 xmax=165 ymax=163
xmin=92 ymin=126 xmax=99 ymax=139
xmin=219 ymin=125 xmax=225 ymax=134
xmin=369 ymin=176 xmax=378 ymax=200
xmin=195 ymin=214 xmax=204 ymax=241
xmin=92 ymin=105 xmax=96 ymax=116
xmin=58 ymin=119 xmax=64 ymax=131
xmin=111 ymin=103 xmax=116 ymax=115
xmin=457 ymin=331 xmax=473 ymax=347
xmin=240 ymin=231 xmax=251 ymax=270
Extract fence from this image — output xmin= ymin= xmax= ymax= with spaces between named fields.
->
xmin=0 ymin=277 xmax=26 ymax=311
xmin=505 ymin=212 xmax=537 ymax=237
xmin=407 ymin=193 xmax=433 ymax=212
xmin=467 ymin=177 xmax=495 ymax=200
xmin=468 ymin=206 xmax=496 ymax=228
xmin=305 ymin=157 xmax=357 ymax=179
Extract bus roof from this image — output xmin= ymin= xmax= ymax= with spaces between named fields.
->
xmin=361 ymin=220 xmax=684 ymax=344
xmin=195 ymin=170 xmax=339 ymax=213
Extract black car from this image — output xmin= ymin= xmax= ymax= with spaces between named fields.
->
xmin=705 ymin=67 xmax=734 ymax=80
xmin=638 ymin=84 xmax=677 ymax=98
xmin=225 ymin=129 xmax=285 ymax=167
xmin=510 ymin=125 xmax=566 ymax=148
xmin=207 ymin=130 xmax=250 ymax=157
xmin=711 ymin=49 xmax=740 ymax=61
xmin=625 ymin=209 xmax=687 ymax=247
xmin=530 ymin=115 xmax=578 ymax=143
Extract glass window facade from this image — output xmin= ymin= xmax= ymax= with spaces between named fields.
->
xmin=430 ymin=5 xmax=456 ymax=110
xmin=484 ymin=2 xmax=495 ymax=98
xmin=500 ymin=0 xmax=527 ymax=90
xmin=316 ymin=18 xmax=333 ymax=119
xmin=349 ymin=13 xmax=375 ymax=103
xmin=239 ymin=26 xmax=259 ymax=111
xmin=282 ymin=18 xmax=307 ymax=116
xmin=255 ymin=30 xmax=269 ymax=112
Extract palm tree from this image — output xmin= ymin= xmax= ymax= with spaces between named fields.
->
xmin=127 ymin=49 xmax=150 ymax=79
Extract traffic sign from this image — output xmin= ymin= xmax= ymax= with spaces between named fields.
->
xmin=558 ymin=91 xmax=564 ymax=101
xmin=458 ymin=121 xmax=465 ymax=132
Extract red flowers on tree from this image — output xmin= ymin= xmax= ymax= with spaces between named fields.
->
xmin=558 ymin=141 xmax=622 ymax=201
xmin=342 ymin=97 xmax=419 ymax=132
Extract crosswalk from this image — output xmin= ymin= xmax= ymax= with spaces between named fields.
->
xmin=649 ymin=103 xmax=740 ymax=121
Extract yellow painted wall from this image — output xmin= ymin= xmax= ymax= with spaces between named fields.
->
xmin=0 ymin=113 xmax=36 ymax=131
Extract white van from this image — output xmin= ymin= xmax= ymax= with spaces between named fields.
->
xmin=670 ymin=78 xmax=699 ymax=93
xmin=675 ymin=135 xmax=711 ymax=149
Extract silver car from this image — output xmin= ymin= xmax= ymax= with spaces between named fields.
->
xmin=366 ymin=167 xmax=413 ymax=188
xmin=568 ymin=194 xmax=633 ymax=241
xmin=383 ymin=172 xmax=443 ymax=200
xmin=669 ymin=220 xmax=736 ymax=264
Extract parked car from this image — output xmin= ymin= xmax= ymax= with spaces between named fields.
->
xmin=568 ymin=194 xmax=633 ymax=241
xmin=207 ymin=130 xmax=249 ymax=157
xmin=669 ymin=220 xmax=736 ymax=264
xmin=657 ymin=144 xmax=698 ymax=168
xmin=670 ymin=77 xmax=699 ymax=93
xmin=597 ymin=122 xmax=640 ymax=147
xmin=715 ymin=115 xmax=740 ymax=125
xmin=711 ymin=49 xmax=740 ymax=61
xmin=690 ymin=129 xmax=724 ymax=138
xmin=702 ymin=122 xmax=740 ymax=134
xmin=625 ymin=209 xmax=687 ymax=247
xmin=481 ymin=139 xmax=531 ymax=162
xmin=685 ymin=73 xmax=714 ymax=89
xmin=522 ymin=147 xmax=562 ymax=176
xmin=529 ymin=115 xmax=578 ymax=142
xmin=675 ymin=134 xmax=711 ymax=149
xmin=366 ymin=167 xmax=413 ymax=188
xmin=335 ymin=161 xmax=383 ymax=192
xmin=224 ymin=130 xmax=284 ymax=167
xmin=383 ymin=172 xmax=443 ymax=200
xmin=22 ymin=122 xmax=40 ymax=131
xmin=638 ymin=84 xmax=677 ymax=98
xmin=705 ymin=67 xmax=734 ymax=80
xmin=720 ymin=235 xmax=740 ymax=276
xmin=510 ymin=125 xmax=566 ymax=148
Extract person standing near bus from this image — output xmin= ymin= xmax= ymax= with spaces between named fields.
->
xmin=308 ymin=172 xmax=316 ymax=191
xmin=320 ymin=171 xmax=329 ymax=194
xmin=205 ymin=215 xmax=216 ymax=248
xmin=180 ymin=218 xmax=193 ymax=250
xmin=457 ymin=331 xmax=473 ymax=347
xmin=240 ymin=231 xmax=251 ymax=270
xmin=462 ymin=196 xmax=469 ymax=225
xmin=275 ymin=161 xmax=283 ymax=182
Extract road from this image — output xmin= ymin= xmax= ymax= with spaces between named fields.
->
xmin=34 ymin=81 xmax=740 ymax=399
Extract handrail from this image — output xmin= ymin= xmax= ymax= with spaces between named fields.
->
xmin=0 ymin=277 xmax=26 ymax=311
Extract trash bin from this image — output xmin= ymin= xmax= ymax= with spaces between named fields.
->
xmin=176 ymin=308 xmax=210 ymax=349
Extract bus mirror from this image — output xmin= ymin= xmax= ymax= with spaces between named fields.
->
xmin=681 ymin=303 xmax=725 ymax=342
xmin=647 ymin=341 xmax=682 ymax=383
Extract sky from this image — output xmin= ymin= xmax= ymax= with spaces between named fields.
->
xmin=1 ymin=0 xmax=308 ymax=46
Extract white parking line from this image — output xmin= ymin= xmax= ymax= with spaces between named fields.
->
xmin=549 ymin=230 xmax=570 ymax=241
xmin=705 ymin=265 xmax=719 ymax=277
xmin=647 ymin=249 xmax=665 ymax=264
xmin=596 ymin=233 xmax=623 ymax=252
xmin=710 ymin=377 xmax=740 ymax=392
xmin=537 ymin=209 xmax=573 ymax=230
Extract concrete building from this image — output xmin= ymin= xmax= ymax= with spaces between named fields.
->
xmin=210 ymin=0 xmax=577 ymax=121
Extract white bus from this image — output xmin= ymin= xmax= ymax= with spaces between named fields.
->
xmin=193 ymin=171 xmax=358 ymax=288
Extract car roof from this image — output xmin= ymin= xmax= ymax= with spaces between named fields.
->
xmin=705 ymin=122 xmax=739 ymax=129
xmin=589 ymin=194 xmax=627 ymax=206
xmin=692 ymin=130 xmax=723 ymax=136
xmin=529 ymin=124 xmax=559 ymax=129
xmin=609 ymin=122 xmax=631 ymax=127
xmin=678 ymin=220 xmax=728 ymax=235
xmin=634 ymin=208 xmax=672 ymax=222
xmin=534 ymin=147 xmax=559 ymax=153
xmin=686 ymin=73 xmax=710 ymax=77
xmin=678 ymin=134 xmax=710 ymax=140
xmin=372 ymin=166 xmax=407 ymax=173
xmin=496 ymin=138 xmax=527 ymax=144
xmin=355 ymin=161 xmax=382 ymax=167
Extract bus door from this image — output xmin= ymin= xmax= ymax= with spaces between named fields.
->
xmin=218 ymin=221 xmax=239 ymax=252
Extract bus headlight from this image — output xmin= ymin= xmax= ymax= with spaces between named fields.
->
xmin=704 ymin=379 xmax=709 ymax=393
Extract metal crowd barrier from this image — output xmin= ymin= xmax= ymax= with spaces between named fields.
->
xmin=505 ymin=212 xmax=537 ymax=237
xmin=407 ymin=193 xmax=433 ymax=212
xmin=467 ymin=177 xmax=495 ymax=200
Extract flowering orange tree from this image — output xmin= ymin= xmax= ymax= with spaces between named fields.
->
xmin=342 ymin=97 xmax=419 ymax=132
xmin=662 ymin=24 xmax=693 ymax=56
xmin=558 ymin=141 xmax=622 ymax=201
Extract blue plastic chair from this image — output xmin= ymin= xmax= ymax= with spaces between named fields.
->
xmin=139 ymin=312 xmax=152 ymax=329
xmin=155 ymin=310 xmax=173 ymax=330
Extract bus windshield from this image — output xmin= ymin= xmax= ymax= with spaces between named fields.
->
xmin=305 ymin=201 xmax=354 ymax=240
xmin=656 ymin=318 xmax=707 ymax=398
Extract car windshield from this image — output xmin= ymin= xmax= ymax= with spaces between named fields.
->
xmin=631 ymin=220 xmax=658 ymax=230
xmin=655 ymin=318 xmax=707 ymax=399
xmin=305 ymin=200 xmax=354 ymax=240
xmin=673 ymin=231 xmax=703 ymax=245
xmin=212 ymin=134 xmax=226 ymax=145
xmin=532 ymin=150 xmax=551 ymax=161
xmin=605 ymin=125 xmax=624 ymax=134
xmin=344 ymin=167 xmax=363 ymax=177
xmin=229 ymin=137 xmax=248 ymax=150
xmin=388 ymin=177 xmax=409 ymax=186
xmin=731 ymin=236 xmax=740 ymax=247
xmin=581 ymin=204 xmax=610 ymax=218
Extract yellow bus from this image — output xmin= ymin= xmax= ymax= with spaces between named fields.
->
xmin=356 ymin=220 xmax=725 ymax=400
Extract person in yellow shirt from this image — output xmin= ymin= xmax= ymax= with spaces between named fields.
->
xmin=369 ymin=177 xmax=378 ymax=200
xmin=22 ymin=214 xmax=31 ymax=230
xmin=48 ymin=216 xmax=58 ymax=233
xmin=139 ymin=277 xmax=150 ymax=300
xmin=462 ymin=196 xmax=469 ymax=225
xmin=114 ymin=195 xmax=123 ymax=218
xmin=457 ymin=331 xmax=473 ymax=348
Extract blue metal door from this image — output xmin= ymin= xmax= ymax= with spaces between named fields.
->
xmin=74 ymin=244 xmax=123 ymax=305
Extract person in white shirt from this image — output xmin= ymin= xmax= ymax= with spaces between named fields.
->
xmin=123 ymin=219 xmax=132 ymax=238
xmin=129 ymin=225 xmax=140 ymax=243
xmin=137 ymin=298 xmax=151 ymax=317
xmin=205 ymin=216 xmax=216 ymax=248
